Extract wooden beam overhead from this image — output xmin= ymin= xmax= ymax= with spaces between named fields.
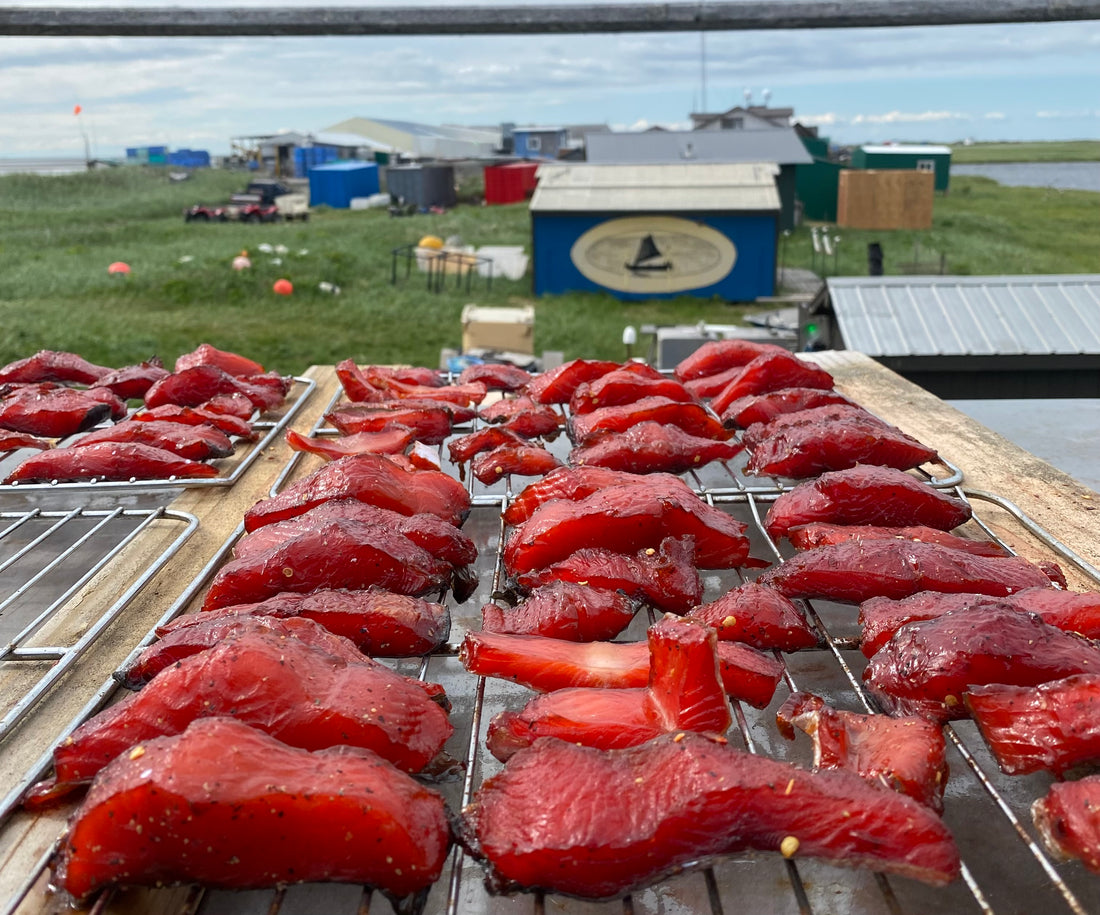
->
xmin=2 ymin=0 xmax=1100 ymax=37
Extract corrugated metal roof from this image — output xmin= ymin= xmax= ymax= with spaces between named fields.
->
xmin=530 ymin=163 xmax=781 ymax=213
xmin=312 ymin=130 xmax=392 ymax=150
xmin=827 ymin=275 xmax=1100 ymax=357
xmin=585 ymin=128 xmax=813 ymax=166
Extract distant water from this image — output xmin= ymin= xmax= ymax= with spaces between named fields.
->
xmin=948 ymin=398 xmax=1100 ymax=495
xmin=952 ymin=161 xmax=1100 ymax=192
xmin=0 ymin=157 xmax=90 ymax=176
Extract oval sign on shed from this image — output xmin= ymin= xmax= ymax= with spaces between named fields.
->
xmin=570 ymin=215 xmax=737 ymax=295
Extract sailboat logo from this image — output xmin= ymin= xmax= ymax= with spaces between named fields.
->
xmin=570 ymin=216 xmax=737 ymax=294
xmin=625 ymin=234 xmax=672 ymax=274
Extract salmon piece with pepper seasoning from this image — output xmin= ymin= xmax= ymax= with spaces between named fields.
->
xmin=461 ymin=730 xmax=960 ymax=898
xmin=25 ymin=619 xmax=453 ymax=808
xmin=51 ymin=717 xmax=451 ymax=905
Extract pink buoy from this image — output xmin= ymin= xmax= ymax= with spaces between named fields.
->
xmin=107 ymin=261 xmax=131 ymax=275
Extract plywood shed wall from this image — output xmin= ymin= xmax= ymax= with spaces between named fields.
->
xmin=836 ymin=169 xmax=934 ymax=230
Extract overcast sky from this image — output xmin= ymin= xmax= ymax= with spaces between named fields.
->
xmin=3 ymin=0 xmax=1100 ymax=158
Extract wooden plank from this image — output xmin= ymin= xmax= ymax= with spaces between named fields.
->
xmin=3 ymin=0 xmax=1100 ymax=37
xmin=837 ymin=169 xmax=935 ymax=230
xmin=813 ymin=350 xmax=1100 ymax=588
xmin=0 ymin=367 xmax=340 ymax=911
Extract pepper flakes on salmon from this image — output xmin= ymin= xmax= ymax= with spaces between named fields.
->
xmin=461 ymin=731 xmax=961 ymax=899
xmin=202 ymin=517 xmax=453 ymax=611
xmin=503 ymin=476 xmax=759 ymax=573
xmin=51 ymin=717 xmax=451 ymax=905
xmin=569 ymin=420 xmax=742 ymax=476
xmin=568 ymin=395 xmax=731 ymax=446
xmin=481 ymin=580 xmax=638 ymax=642
xmin=765 ymin=464 xmax=972 ymax=542
xmin=25 ymin=619 xmax=453 ymax=807
xmin=777 ymin=691 xmax=949 ymax=811
xmin=243 ymin=452 xmax=471 ymax=531
xmin=863 ymin=603 xmax=1100 ymax=722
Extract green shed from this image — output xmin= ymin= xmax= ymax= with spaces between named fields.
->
xmin=850 ymin=144 xmax=952 ymax=192
xmin=796 ymin=135 xmax=844 ymax=222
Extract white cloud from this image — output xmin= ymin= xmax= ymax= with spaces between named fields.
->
xmin=1036 ymin=109 xmax=1097 ymax=119
xmin=851 ymin=110 xmax=970 ymax=125
xmin=799 ymin=113 xmax=840 ymax=127
xmin=2 ymin=10 xmax=1100 ymax=155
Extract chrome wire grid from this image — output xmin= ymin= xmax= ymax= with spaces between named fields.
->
xmin=0 ymin=504 xmax=199 ymax=824
xmin=0 ymin=376 xmax=315 ymax=494
xmin=4 ymin=391 xmax=1099 ymax=915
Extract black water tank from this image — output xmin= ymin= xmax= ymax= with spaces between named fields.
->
xmin=386 ymin=165 xmax=457 ymax=209
xmin=868 ymin=242 xmax=884 ymax=276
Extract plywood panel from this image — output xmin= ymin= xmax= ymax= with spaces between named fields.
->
xmin=837 ymin=169 xmax=934 ymax=229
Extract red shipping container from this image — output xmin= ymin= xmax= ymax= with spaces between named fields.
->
xmin=484 ymin=161 xmax=541 ymax=205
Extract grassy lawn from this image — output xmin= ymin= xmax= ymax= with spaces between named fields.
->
xmin=1 ymin=163 xmax=1097 ymax=374
xmin=949 ymin=140 xmax=1100 ymax=163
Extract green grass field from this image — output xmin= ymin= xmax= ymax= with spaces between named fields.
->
xmin=0 ymin=160 xmax=1097 ymax=375
xmin=949 ymin=140 xmax=1100 ymax=163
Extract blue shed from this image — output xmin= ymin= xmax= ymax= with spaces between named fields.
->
xmin=530 ymin=163 xmax=781 ymax=302
xmin=511 ymin=126 xmax=568 ymax=160
xmin=308 ymin=160 xmax=380 ymax=208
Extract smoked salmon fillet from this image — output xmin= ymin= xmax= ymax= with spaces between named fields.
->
xmin=1033 ymin=775 xmax=1100 ymax=875
xmin=485 ymin=616 xmax=732 ymax=761
xmin=202 ymin=518 xmax=452 ymax=610
xmin=481 ymin=581 xmax=638 ymax=641
xmin=569 ymin=420 xmax=742 ymax=475
xmin=765 ymin=464 xmax=972 ymax=541
xmin=966 ymin=674 xmax=1100 ymax=775
xmin=461 ymin=731 xmax=961 ymax=898
xmin=858 ymin=587 xmax=1100 ymax=658
xmin=51 ymin=717 xmax=451 ymax=904
xmin=243 ymin=453 xmax=470 ymax=531
xmin=777 ymin=691 xmax=949 ymax=811
xmin=758 ymin=539 xmax=1060 ymax=604
xmin=503 ymin=476 xmax=757 ymax=573
xmin=26 ymin=620 xmax=453 ymax=806
xmin=863 ymin=604 xmax=1100 ymax=722
xmin=5 ymin=441 xmax=219 ymax=484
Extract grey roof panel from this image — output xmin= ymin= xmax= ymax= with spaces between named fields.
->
xmin=585 ymin=128 xmax=813 ymax=166
xmin=530 ymin=163 xmax=781 ymax=213
xmin=827 ymin=276 xmax=1100 ymax=357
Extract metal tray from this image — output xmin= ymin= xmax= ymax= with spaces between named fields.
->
xmin=0 ymin=376 xmax=315 ymax=495
xmin=4 ymin=393 xmax=1099 ymax=915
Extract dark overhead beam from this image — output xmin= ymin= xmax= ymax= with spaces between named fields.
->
xmin=2 ymin=1 xmax=1100 ymax=37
